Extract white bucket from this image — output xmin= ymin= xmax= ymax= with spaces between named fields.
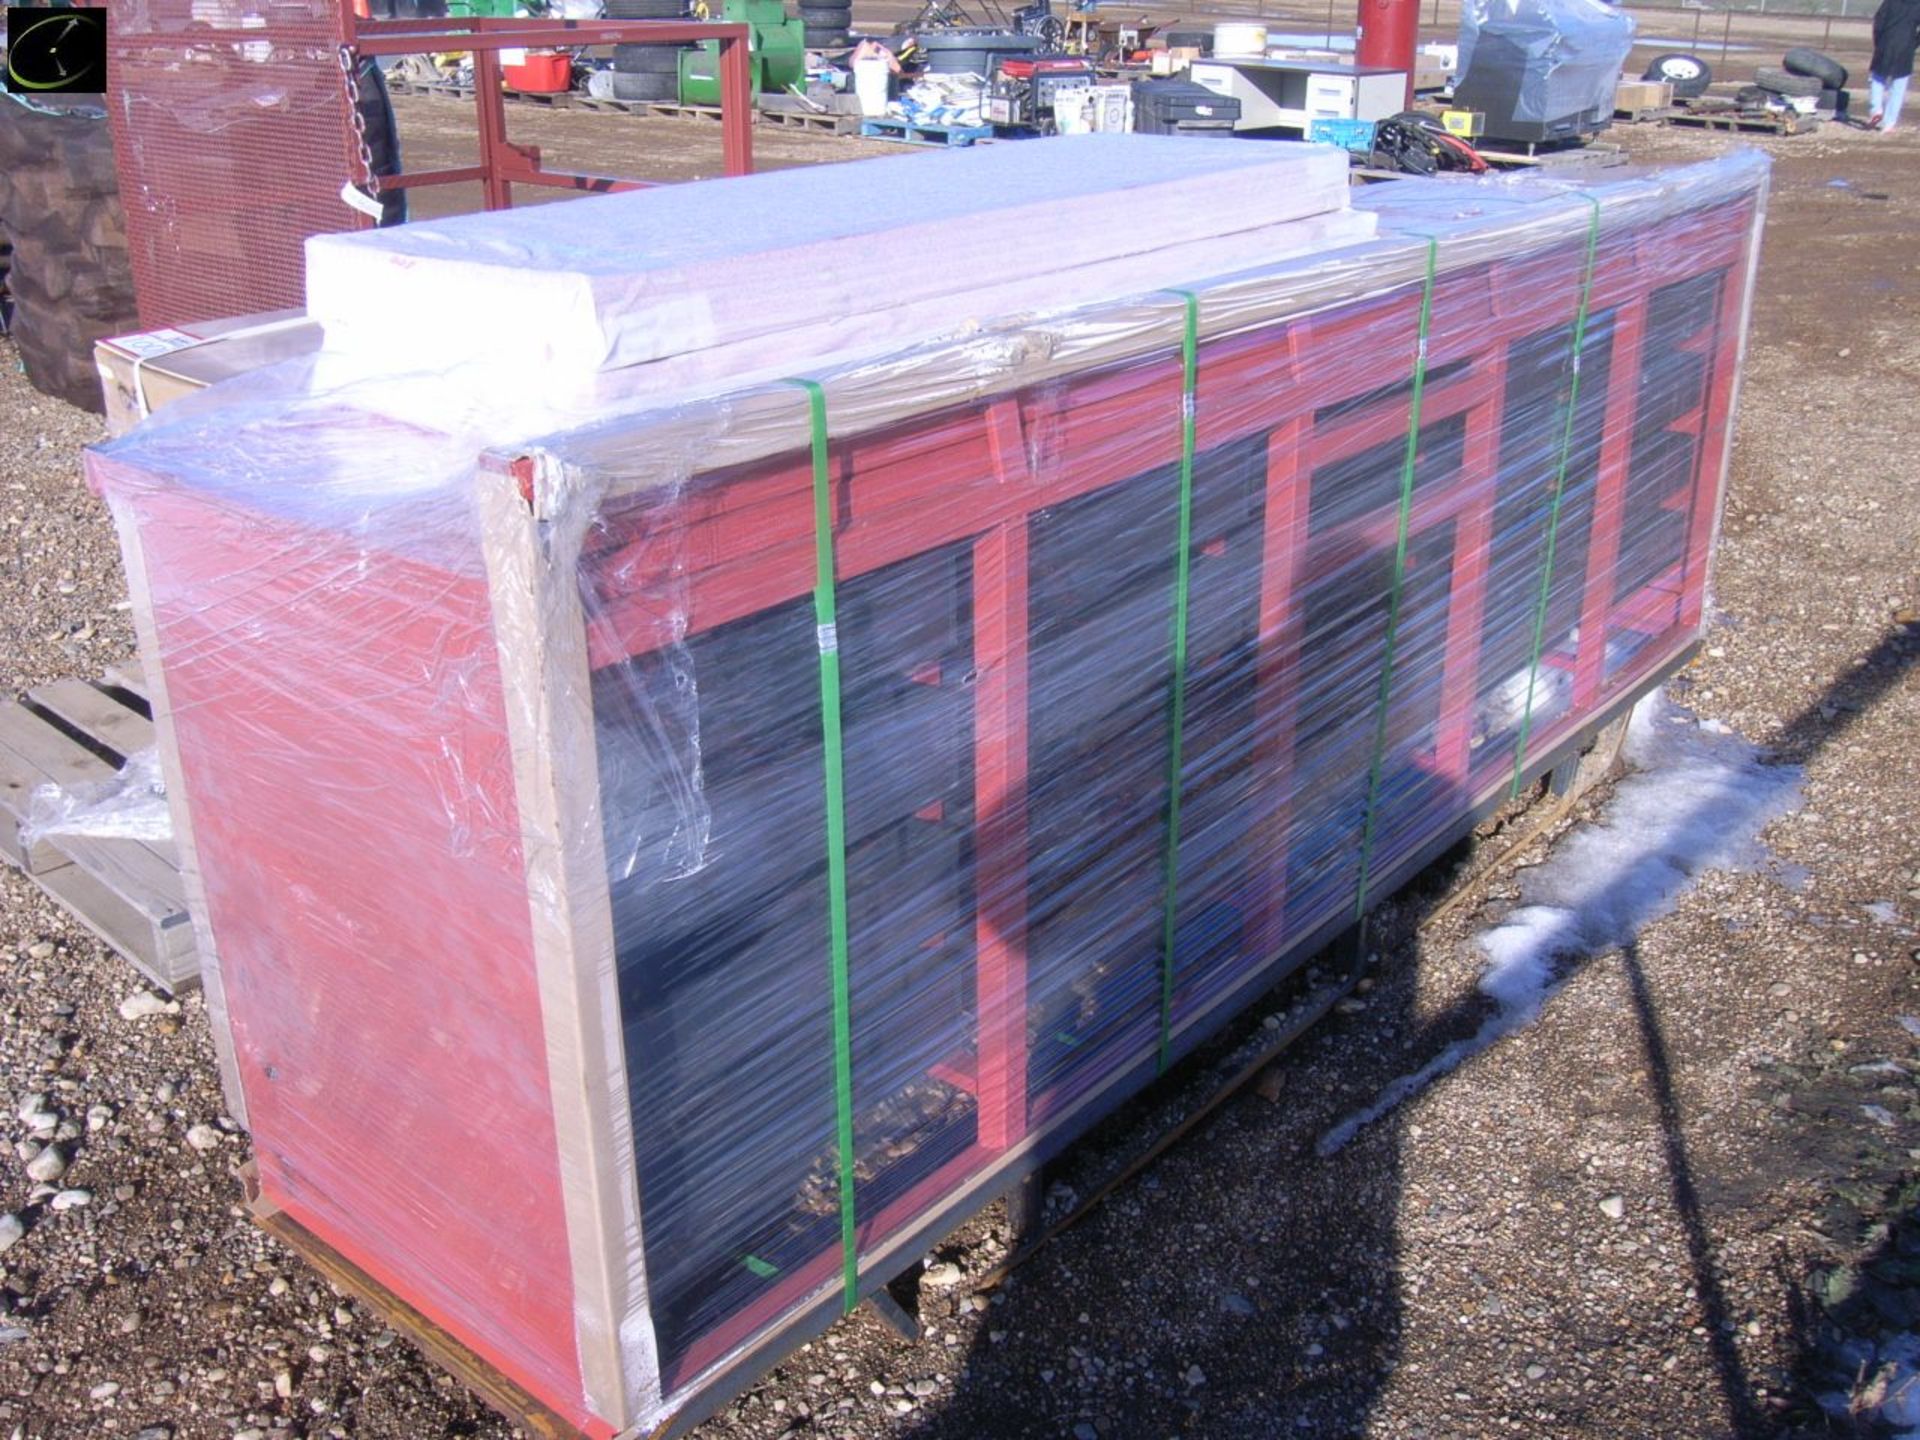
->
xmin=1213 ymin=22 xmax=1268 ymax=57
xmin=854 ymin=56 xmax=893 ymax=117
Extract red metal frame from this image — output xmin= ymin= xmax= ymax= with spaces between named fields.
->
xmin=103 ymin=1 xmax=753 ymax=328
xmin=573 ymin=192 xmax=1760 ymax=1399
xmin=344 ymin=16 xmax=754 ymax=209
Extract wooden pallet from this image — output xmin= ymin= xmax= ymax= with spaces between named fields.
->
xmin=756 ymin=104 xmax=862 ymax=134
xmin=0 ymin=670 xmax=197 ymax=991
xmin=1668 ymin=102 xmax=1821 ymax=135
xmin=391 ymin=79 xmax=587 ymax=111
xmin=1479 ymin=141 xmax=1628 ymax=170
xmin=240 ymin=1164 xmax=588 ymax=1440
xmin=579 ymin=95 xmax=729 ymax=121
xmin=1614 ymin=102 xmax=1679 ymax=124
xmin=859 ymin=117 xmax=993 ymax=147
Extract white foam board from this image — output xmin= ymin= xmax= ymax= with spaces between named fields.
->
xmin=306 ymin=135 xmax=1355 ymax=376
xmin=307 ymin=206 xmax=1378 ymax=437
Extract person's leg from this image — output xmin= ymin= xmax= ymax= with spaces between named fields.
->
xmin=1886 ymin=74 xmax=1911 ymax=129
xmin=1870 ymin=72 xmax=1887 ymax=127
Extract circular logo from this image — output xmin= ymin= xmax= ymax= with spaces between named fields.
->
xmin=7 ymin=10 xmax=105 ymax=92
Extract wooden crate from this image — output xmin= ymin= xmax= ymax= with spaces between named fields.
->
xmin=1615 ymin=78 xmax=1673 ymax=119
xmin=0 ymin=670 xmax=198 ymax=991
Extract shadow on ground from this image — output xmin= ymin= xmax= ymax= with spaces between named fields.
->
xmin=887 ymin=619 xmax=1912 ymax=1440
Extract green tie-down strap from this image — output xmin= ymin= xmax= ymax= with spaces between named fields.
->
xmin=1352 ymin=234 xmax=1440 ymax=931
xmin=780 ymin=376 xmax=860 ymax=1314
xmin=1510 ymin=193 xmax=1606 ymax=801
xmin=1155 ymin=289 xmax=1201 ymax=1075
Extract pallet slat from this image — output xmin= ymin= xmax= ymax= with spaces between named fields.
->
xmin=0 ymin=699 xmax=120 ymax=871
xmin=29 ymin=676 xmax=155 ymax=761
xmin=0 ymin=679 xmax=198 ymax=992
xmin=859 ymin=117 xmax=994 ymax=147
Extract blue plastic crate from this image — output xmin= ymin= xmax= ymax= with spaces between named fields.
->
xmin=1308 ymin=117 xmax=1378 ymax=153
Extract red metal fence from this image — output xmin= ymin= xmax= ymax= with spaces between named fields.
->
xmin=104 ymin=2 xmax=751 ymax=328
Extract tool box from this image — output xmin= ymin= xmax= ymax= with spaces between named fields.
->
xmin=88 ymin=142 xmax=1768 ymax=1440
xmin=1130 ymin=76 xmax=1242 ymax=134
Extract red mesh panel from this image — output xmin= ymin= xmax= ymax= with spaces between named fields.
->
xmin=106 ymin=0 xmax=366 ymax=327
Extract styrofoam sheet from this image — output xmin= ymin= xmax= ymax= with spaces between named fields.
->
xmin=305 ymin=134 xmax=1354 ymax=375
xmin=309 ymin=206 xmax=1379 ymax=437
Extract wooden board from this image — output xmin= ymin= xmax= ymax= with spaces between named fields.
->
xmin=0 ymin=675 xmax=198 ymax=991
xmin=241 ymin=1165 xmax=599 ymax=1440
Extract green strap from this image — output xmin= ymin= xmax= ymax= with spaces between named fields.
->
xmin=781 ymin=376 xmax=859 ymax=1314
xmin=1509 ymin=194 xmax=1606 ymax=800
xmin=1155 ymin=290 xmax=1200 ymax=1075
xmin=1352 ymin=236 xmax=1440 ymax=928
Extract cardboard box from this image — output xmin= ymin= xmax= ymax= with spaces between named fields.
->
xmin=1615 ymin=78 xmax=1672 ymax=113
xmin=94 ymin=311 xmax=322 ymax=438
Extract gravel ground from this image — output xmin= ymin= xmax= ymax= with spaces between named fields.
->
xmin=1 ymin=114 xmax=1917 ymax=1440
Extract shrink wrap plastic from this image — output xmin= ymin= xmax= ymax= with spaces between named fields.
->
xmin=1456 ymin=0 xmax=1638 ymax=125
xmin=83 ymin=147 xmax=1766 ymax=1433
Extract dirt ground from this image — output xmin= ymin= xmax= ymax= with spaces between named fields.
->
xmin=3 ymin=79 xmax=1920 ymax=1440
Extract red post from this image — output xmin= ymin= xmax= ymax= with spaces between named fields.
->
xmin=472 ymin=47 xmax=515 ymax=211
xmin=972 ymin=399 xmax=1032 ymax=1153
xmin=1355 ymin=0 xmax=1421 ymax=107
xmin=1433 ymin=349 xmax=1505 ymax=786
xmin=1573 ymin=297 xmax=1648 ymax=709
xmin=718 ymin=32 xmax=755 ymax=177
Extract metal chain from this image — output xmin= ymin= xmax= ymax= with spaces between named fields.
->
xmin=336 ymin=44 xmax=381 ymax=198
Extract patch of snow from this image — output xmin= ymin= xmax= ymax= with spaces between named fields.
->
xmin=1319 ymin=689 xmax=1801 ymax=1156
xmin=1866 ymin=901 xmax=1903 ymax=926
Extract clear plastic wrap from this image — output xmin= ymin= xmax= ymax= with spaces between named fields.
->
xmin=20 ymin=748 xmax=172 ymax=848
xmin=1455 ymin=0 xmax=1636 ymax=126
xmin=85 ymin=140 xmax=1769 ymax=1436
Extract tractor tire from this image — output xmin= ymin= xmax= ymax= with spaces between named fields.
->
xmin=1734 ymin=84 xmax=1771 ymax=107
xmin=613 ymin=42 xmax=687 ymax=71
xmin=0 ymin=100 xmax=138 ymax=413
xmin=1821 ymin=85 xmax=1851 ymax=115
xmin=1753 ymin=64 xmax=1822 ymax=98
xmin=605 ymin=0 xmax=689 ymax=17
xmin=1642 ymin=52 xmax=1712 ymax=97
xmin=804 ymin=24 xmax=850 ymax=46
xmin=1782 ymin=47 xmax=1847 ymax=88
xmin=609 ymin=69 xmax=680 ymax=101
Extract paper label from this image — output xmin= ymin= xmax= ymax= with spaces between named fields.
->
xmin=109 ymin=329 xmax=197 ymax=360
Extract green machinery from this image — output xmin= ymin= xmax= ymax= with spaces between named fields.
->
xmin=678 ymin=0 xmax=805 ymax=104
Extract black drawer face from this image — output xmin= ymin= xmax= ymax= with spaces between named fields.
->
xmin=593 ymin=541 xmax=979 ymax=1378
xmin=1474 ymin=312 xmax=1617 ymax=751
xmin=1025 ymin=432 xmax=1267 ymax=1097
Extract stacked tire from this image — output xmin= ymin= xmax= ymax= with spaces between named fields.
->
xmin=1781 ymin=47 xmax=1850 ymax=114
xmin=606 ymin=0 xmax=693 ymax=102
xmin=1752 ymin=64 xmax=1822 ymax=98
xmin=0 ymin=101 xmax=138 ymax=413
xmin=800 ymin=0 xmax=851 ymax=51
